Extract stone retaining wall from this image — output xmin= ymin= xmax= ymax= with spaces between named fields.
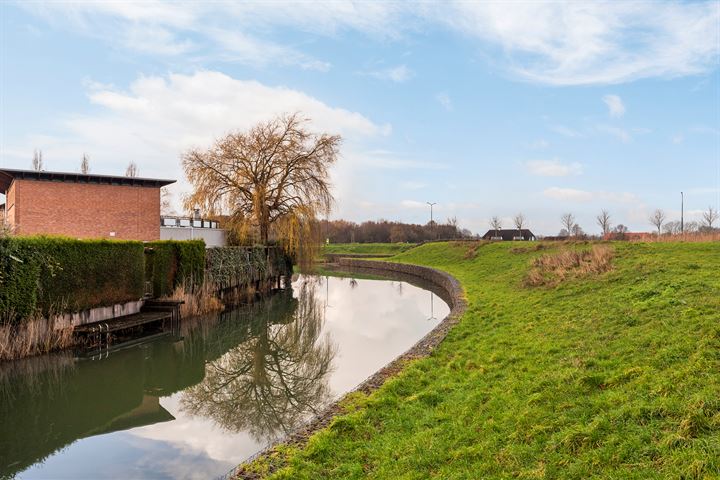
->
xmin=234 ymin=259 xmax=467 ymax=479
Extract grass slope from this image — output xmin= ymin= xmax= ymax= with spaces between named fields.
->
xmin=322 ymin=243 xmax=417 ymax=255
xmin=254 ymin=241 xmax=720 ymax=479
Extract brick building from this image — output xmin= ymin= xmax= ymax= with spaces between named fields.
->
xmin=0 ymin=168 xmax=175 ymax=241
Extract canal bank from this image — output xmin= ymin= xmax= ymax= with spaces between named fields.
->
xmin=234 ymin=257 xmax=467 ymax=479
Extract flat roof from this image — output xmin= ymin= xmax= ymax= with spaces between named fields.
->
xmin=0 ymin=168 xmax=176 ymax=191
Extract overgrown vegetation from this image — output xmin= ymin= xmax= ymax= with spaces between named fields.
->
xmin=524 ymin=244 xmax=614 ymax=287
xmin=245 ymin=241 xmax=720 ymax=479
xmin=206 ymin=246 xmax=290 ymax=290
xmin=0 ymin=236 xmax=144 ymax=323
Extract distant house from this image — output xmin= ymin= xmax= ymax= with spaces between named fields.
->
xmin=482 ymin=229 xmax=536 ymax=241
xmin=0 ymin=168 xmax=175 ymax=241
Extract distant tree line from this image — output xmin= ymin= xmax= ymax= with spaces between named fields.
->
xmin=321 ymin=218 xmax=472 ymax=244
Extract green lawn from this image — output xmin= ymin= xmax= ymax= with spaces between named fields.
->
xmin=322 ymin=242 xmax=417 ymax=256
xmin=250 ymin=241 xmax=720 ymax=479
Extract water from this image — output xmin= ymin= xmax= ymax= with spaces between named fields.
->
xmin=0 ymin=273 xmax=449 ymax=480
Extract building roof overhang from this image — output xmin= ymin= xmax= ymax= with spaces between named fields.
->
xmin=0 ymin=168 xmax=176 ymax=192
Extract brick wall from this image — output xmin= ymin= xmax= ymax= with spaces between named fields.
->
xmin=6 ymin=181 xmax=16 ymax=229
xmin=13 ymin=179 xmax=160 ymax=240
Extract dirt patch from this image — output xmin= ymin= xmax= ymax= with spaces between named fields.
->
xmin=524 ymin=245 xmax=614 ymax=287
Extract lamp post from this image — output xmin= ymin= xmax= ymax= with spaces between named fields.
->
xmin=681 ymin=191 xmax=684 ymax=235
xmin=426 ymin=202 xmax=437 ymax=239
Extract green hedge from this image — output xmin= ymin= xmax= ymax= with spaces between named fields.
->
xmin=145 ymin=240 xmax=205 ymax=297
xmin=0 ymin=236 xmax=145 ymax=323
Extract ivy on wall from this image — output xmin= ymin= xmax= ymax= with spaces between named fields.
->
xmin=145 ymin=240 xmax=206 ymax=297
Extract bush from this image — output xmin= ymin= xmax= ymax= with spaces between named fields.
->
xmin=206 ymin=246 xmax=290 ymax=289
xmin=145 ymin=240 xmax=205 ymax=297
xmin=0 ymin=236 xmax=145 ymax=323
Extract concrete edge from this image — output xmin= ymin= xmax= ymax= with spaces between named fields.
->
xmin=232 ymin=258 xmax=468 ymax=479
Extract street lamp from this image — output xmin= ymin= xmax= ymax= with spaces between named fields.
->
xmin=681 ymin=191 xmax=684 ymax=234
xmin=426 ymin=202 xmax=437 ymax=239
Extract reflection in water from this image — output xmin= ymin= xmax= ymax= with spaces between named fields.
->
xmin=1 ymin=274 xmax=449 ymax=479
xmin=181 ymin=281 xmax=335 ymax=441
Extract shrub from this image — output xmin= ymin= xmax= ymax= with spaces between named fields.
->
xmin=145 ymin=240 xmax=206 ymax=297
xmin=206 ymin=246 xmax=290 ymax=289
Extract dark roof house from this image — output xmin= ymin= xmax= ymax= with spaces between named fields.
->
xmin=482 ymin=229 xmax=536 ymax=241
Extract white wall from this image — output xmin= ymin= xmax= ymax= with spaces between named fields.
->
xmin=160 ymin=227 xmax=227 ymax=247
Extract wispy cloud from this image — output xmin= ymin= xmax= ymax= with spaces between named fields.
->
xmin=366 ymin=65 xmax=413 ymax=83
xmin=399 ymin=180 xmax=427 ymax=190
xmin=525 ymin=159 xmax=582 ymax=177
xmin=602 ymin=94 xmax=625 ymax=117
xmin=19 ymin=1 xmax=720 ymax=84
xmin=549 ymin=124 xmax=583 ymax=138
xmin=596 ymin=124 xmax=631 ymax=143
xmin=436 ymin=92 xmax=453 ymax=111
xmin=543 ymin=187 xmax=638 ymax=203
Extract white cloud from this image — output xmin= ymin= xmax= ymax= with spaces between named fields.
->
xmin=367 ymin=65 xmax=413 ymax=83
xmin=435 ymin=1 xmax=720 ymax=85
xmin=400 ymin=200 xmax=428 ymax=209
xmin=671 ymin=134 xmax=684 ymax=144
xmin=596 ymin=124 xmax=631 ymax=143
xmin=543 ymin=187 xmax=638 ymax=203
xmin=530 ymin=139 xmax=550 ymax=149
xmin=436 ymin=92 xmax=453 ymax=111
xmin=525 ymin=159 xmax=582 ymax=177
xmin=549 ymin=124 xmax=583 ymax=138
xmin=4 ymin=71 xmax=390 ymax=210
xmin=602 ymin=94 xmax=625 ymax=117
xmin=399 ymin=181 xmax=426 ymax=190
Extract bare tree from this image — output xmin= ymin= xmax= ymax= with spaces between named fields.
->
xmin=561 ymin=213 xmax=575 ymax=237
xmin=80 ymin=153 xmax=90 ymax=174
xmin=649 ymin=209 xmax=666 ymax=235
xmin=596 ymin=209 xmax=611 ymax=236
xmin=571 ymin=223 xmax=584 ymax=238
xmin=125 ymin=161 xmax=138 ymax=177
xmin=160 ymin=187 xmax=175 ymax=216
xmin=490 ymin=216 xmax=502 ymax=238
xmin=447 ymin=216 xmax=458 ymax=238
xmin=513 ymin=213 xmax=526 ymax=239
xmin=183 ymin=113 xmax=340 ymax=266
xmin=32 ymin=149 xmax=43 ymax=171
xmin=702 ymin=206 xmax=719 ymax=229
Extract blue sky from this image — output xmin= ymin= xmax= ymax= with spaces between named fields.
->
xmin=1 ymin=1 xmax=718 ymax=235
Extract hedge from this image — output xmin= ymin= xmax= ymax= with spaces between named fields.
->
xmin=145 ymin=240 xmax=206 ymax=297
xmin=0 ymin=236 xmax=145 ymax=323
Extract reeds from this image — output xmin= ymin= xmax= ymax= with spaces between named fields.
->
xmin=633 ymin=232 xmax=720 ymax=243
xmin=525 ymin=245 xmax=614 ymax=287
xmin=0 ymin=316 xmax=75 ymax=362
xmin=165 ymin=280 xmax=224 ymax=318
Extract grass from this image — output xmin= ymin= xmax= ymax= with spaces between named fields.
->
xmin=245 ymin=240 xmax=720 ymax=479
xmin=322 ymin=242 xmax=417 ymax=256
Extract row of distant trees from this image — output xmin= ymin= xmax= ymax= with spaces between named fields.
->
xmin=322 ymin=218 xmax=472 ymax=244
xmin=552 ymin=208 xmax=718 ymax=238
xmin=31 ymin=149 xmax=139 ymax=177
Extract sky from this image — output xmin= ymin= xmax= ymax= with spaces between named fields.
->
xmin=1 ymin=1 xmax=719 ymax=236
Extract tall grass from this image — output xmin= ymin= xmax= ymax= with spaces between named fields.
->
xmin=634 ymin=232 xmax=720 ymax=242
xmin=525 ymin=245 xmax=614 ymax=287
xmin=165 ymin=280 xmax=224 ymax=318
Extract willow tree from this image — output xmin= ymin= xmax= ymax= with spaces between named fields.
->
xmin=183 ymin=113 xmax=340 ymax=266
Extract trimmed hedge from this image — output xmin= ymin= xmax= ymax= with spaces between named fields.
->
xmin=145 ymin=240 xmax=205 ymax=297
xmin=0 ymin=236 xmax=145 ymax=323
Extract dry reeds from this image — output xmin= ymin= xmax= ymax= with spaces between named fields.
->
xmin=0 ymin=316 xmax=75 ymax=362
xmin=525 ymin=245 xmax=614 ymax=287
xmin=165 ymin=280 xmax=224 ymax=318
xmin=632 ymin=232 xmax=720 ymax=243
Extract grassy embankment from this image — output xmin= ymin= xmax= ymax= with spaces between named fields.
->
xmin=248 ymin=241 xmax=720 ymax=479
xmin=322 ymin=242 xmax=417 ymax=256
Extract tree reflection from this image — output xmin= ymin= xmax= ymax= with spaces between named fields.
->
xmin=180 ymin=280 xmax=336 ymax=441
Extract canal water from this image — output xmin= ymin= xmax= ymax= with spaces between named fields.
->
xmin=0 ymin=273 xmax=449 ymax=480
